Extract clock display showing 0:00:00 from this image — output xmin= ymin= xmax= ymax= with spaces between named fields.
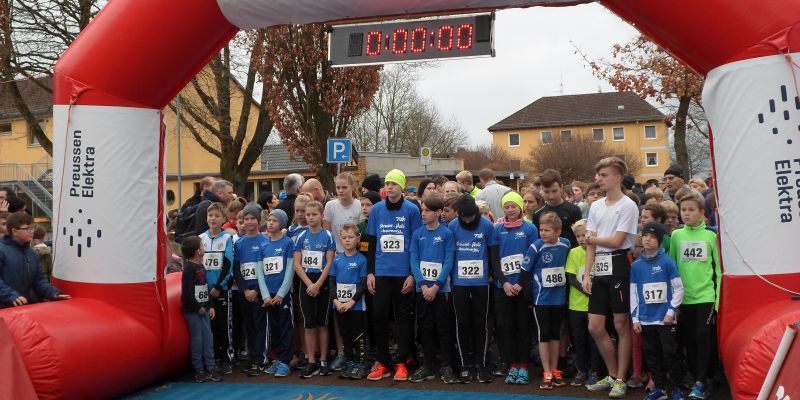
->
xmin=365 ymin=24 xmax=474 ymax=56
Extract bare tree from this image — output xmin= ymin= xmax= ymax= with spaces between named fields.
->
xmin=454 ymin=144 xmax=515 ymax=171
xmin=398 ymin=99 xmax=469 ymax=157
xmin=525 ymin=134 xmax=641 ymax=183
xmin=0 ymin=0 xmax=101 ymax=155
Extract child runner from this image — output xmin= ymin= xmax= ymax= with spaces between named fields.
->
xmin=232 ymin=203 xmax=270 ymax=376
xmin=565 ymin=219 xmax=602 ymax=386
xmin=641 ymin=203 xmax=671 ymax=252
xmin=441 ymin=193 xmax=459 ymax=225
xmin=669 ymin=193 xmax=720 ymax=400
xmin=180 ymin=235 xmax=223 ymax=383
xmin=449 ymin=194 xmax=495 ymax=384
xmin=294 ymin=200 xmax=336 ymax=378
xmin=199 ymin=202 xmax=235 ymax=375
xmin=492 ymin=191 xmax=538 ymax=385
xmin=582 ymin=157 xmax=639 ymax=399
xmin=409 ymin=194 xmax=459 ymax=384
xmin=524 ymin=211 xmax=570 ymax=390
xmin=631 ymin=221 xmax=684 ymax=400
xmin=329 ymin=225 xmax=370 ymax=380
xmin=258 ymin=209 xmax=295 ymax=378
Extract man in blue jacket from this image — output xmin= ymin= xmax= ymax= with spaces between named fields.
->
xmin=0 ymin=212 xmax=70 ymax=308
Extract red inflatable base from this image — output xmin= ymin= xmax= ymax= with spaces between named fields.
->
xmin=0 ymin=274 xmax=187 ymax=399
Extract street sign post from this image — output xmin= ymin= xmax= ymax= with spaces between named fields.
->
xmin=420 ymin=146 xmax=432 ymax=177
xmin=327 ymin=138 xmax=352 ymax=175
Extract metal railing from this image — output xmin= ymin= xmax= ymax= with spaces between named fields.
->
xmin=0 ymin=163 xmax=54 ymax=218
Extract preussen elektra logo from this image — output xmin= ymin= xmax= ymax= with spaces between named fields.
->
xmin=61 ymin=209 xmax=102 ymax=258
xmin=762 ymin=85 xmax=800 ymax=224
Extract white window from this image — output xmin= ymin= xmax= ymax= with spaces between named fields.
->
xmin=613 ymin=127 xmax=625 ymax=141
xmin=541 ymin=131 xmax=552 ymax=145
xmin=592 ymin=128 xmax=604 ymax=142
xmin=645 ymin=152 xmax=658 ymax=167
xmin=560 ymin=130 xmax=572 ymax=141
xmin=644 ymin=125 xmax=657 ymax=140
xmin=508 ymin=133 xmax=520 ymax=147
xmin=28 ymin=121 xmax=45 ymax=147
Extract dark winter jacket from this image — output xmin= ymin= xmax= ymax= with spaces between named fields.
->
xmin=0 ymin=235 xmax=61 ymax=308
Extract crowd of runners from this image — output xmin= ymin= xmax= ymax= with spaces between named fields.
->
xmin=169 ymin=156 xmax=720 ymax=400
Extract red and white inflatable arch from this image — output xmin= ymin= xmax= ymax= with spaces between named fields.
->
xmin=0 ymin=0 xmax=798 ymax=398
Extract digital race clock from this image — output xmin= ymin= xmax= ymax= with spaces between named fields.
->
xmin=328 ymin=13 xmax=495 ymax=67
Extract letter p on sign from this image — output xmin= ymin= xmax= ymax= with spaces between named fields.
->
xmin=327 ymin=138 xmax=352 ymax=163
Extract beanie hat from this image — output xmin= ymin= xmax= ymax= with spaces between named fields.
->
xmin=664 ymin=164 xmax=685 ymax=181
xmin=501 ymin=191 xmax=524 ymax=212
xmin=360 ymin=190 xmax=382 ymax=206
xmin=384 ymin=169 xmax=406 ymax=189
xmin=623 ymin=174 xmax=636 ymax=191
xmin=642 ymin=221 xmax=666 ymax=245
xmin=7 ymin=196 xmax=26 ymax=213
xmin=242 ymin=202 xmax=262 ymax=223
xmin=455 ymin=194 xmax=479 ymax=217
xmin=268 ymin=209 xmax=289 ymax=229
xmin=361 ymin=173 xmax=383 ymax=193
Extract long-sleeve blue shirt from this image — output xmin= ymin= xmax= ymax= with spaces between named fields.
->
xmin=258 ymin=235 xmax=295 ymax=299
xmin=524 ymin=237 xmax=570 ymax=306
xmin=366 ymin=199 xmax=423 ymax=277
xmin=329 ymin=252 xmax=368 ymax=311
xmin=410 ymin=223 xmax=455 ymax=293
xmin=199 ymin=230 xmax=234 ymax=291
xmin=449 ymin=217 xmax=494 ymax=287
xmin=630 ymin=249 xmax=684 ymax=325
xmin=233 ymin=233 xmax=269 ymax=291
xmin=490 ymin=222 xmax=538 ymax=288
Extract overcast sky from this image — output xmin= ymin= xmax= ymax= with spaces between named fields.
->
xmin=412 ymin=2 xmax=640 ymax=147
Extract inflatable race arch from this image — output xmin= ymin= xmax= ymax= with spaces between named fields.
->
xmin=0 ymin=0 xmax=798 ymax=398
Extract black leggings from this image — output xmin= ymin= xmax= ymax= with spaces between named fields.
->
xmin=338 ymin=310 xmax=367 ymax=363
xmin=452 ymin=285 xmax=490 ymax=369
xmin=643 ymin=324 xmax=683 ymax=391
xmin=679 ymin=302 xmax=715 ymax=382
xmin=417 ymin=292 xmax=455 ymax=367
xmin=568 ymin=310 xmax=602 ymax=373
xmin=373 ymin=276 xmax=414 ymax=366
xmin=494 ymin=288 xmax=531 ymax=365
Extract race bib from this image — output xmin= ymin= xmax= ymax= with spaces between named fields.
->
xmin=457 ymin=259 xmax=483 ymax=279
xmin=541 ymin=267 xmax=566 ymax=288
xmin=263 ymin=256 xmax=284 ymax=275
xmin=194 ymin=284 xmax=209 ymax=302
xmin=240 ymin=262 xmax=257 ymax=280
xmin=643 ymin=282 xmax=668 ymax=304
xmin=203 ymin=252 xmax=223 ymax=271
xmin=420 ymin=261 xmax=443 ymax=281
xmin=336 ymin=283 xmax=356 ymax=302
xmin=594 ymin=254 xmax=613 ymax=276
xmin=380 ymin=235 xmax=404 ymax=253
xmin=500 ymin=254 xmax=523 ymax=275
xmin=301 ymin=250 xmax=324 ymax=270
xmin=680 ymin=241 xmax=707 ymax=262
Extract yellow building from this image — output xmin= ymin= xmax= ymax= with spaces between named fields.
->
xmin=488 ymin=92 xmax=670 ymax=182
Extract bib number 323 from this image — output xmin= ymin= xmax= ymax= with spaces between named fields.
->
xmin=380 ymin=235 xmax=404 ymax=253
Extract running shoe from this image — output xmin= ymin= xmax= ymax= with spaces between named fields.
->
xmin=552 ymin=369 xmax=567 ymax=387
xmin=350 ymin=363 xmax=369 ymax=380
xmin=477 ymin=367 xmax=493 ymax=383
xmin=459 ymin=369 xmax=471 ymax=384
xmin=627 ymin=375 xmax=645 ymax=388
xmin=301 ymin=362 xmax=320 ymax=379
xmin=540 ymin=371 xmax=553 ymax=390
xmin=505 ymin=367 xmax=519 ymax=384
xmin=319 ymin=360 xmax=332 ymax=376
xmin=441 ymin=366 xmax=459 ymax=384
xmin=274 ymin=362 xmax=291 ymax=377
xmin=571 ymin=370 xmax=588 ymax=387
xmin=610 ymin=378 xmax=628 ymax=398
xmin=206 ymin=370 xmax=223 ymax=382
xmin=331 ymin=354 xmax=347 ymax=371
xmin=265 ymin=361 xmax=279 ymax=375
xmin=394 ymin=363 xmax=410 ymax=381
xmin=645 ymin=389 xmax=667 ymax=400
xmin=587 ymin=371 xmax=600 ymax=386
xmin=194 ymin=372 xmax=206 ymax=383
xmin=245 ymin=363 xmax=265 ymax=377
xmin=672 ymin=387 xmax=684 ymax=400
xmin=587 ymin=375 xmax=614 ymax=392
xmin=367 ymin=362 xmax=390 ymax=381
xmin=218 ymin=361 xmax=233 ymax=375
xmin=515 ymin=368 xmax=530 ymax=385
xmin=688 ymin=382 xmax=707 ymax=399
xmin=409 ymin=365 xmax=436 ymax=382
xmin=339 ymin=361 xmax=355 ymax=379
xmin=493 ymin=362 xmax=508 ymax=377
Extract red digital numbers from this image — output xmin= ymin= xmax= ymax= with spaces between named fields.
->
xmin=392 ymin=29 xmax=408 ymax=54
xmin=456 ymin=24 xmax=473 ymax=50
xmin=411 ymin=28 xmax=426 ymax=53
xmin=366 ymin=31 xmax=381 ymax=56
xmin=437 ymin=25 xmax=454 ymax=51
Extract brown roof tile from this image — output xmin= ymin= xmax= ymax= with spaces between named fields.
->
xmin=488 ymin=91 xmax=665 ymax=132
xmin=0 ymin=76 xmax=53 ymax=121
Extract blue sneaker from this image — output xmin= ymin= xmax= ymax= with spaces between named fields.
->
xmin=515 ymin=368 xmax=529 ymax=385
xmin=688 ymin=382 xmax=707 ymax=399
xmin=274 ymin=362 xmax=291 ymax=377
xmin=505 ymin=367 xmax=519 ymax=384
xmin=672 ymin=387 xmax=684 ymax=400
xmin=265 ymin=361 xmax=279 ymax=375
xmin=645 ymin=388 xmax=668 ymax=400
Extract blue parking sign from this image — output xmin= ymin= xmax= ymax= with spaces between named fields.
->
xmin=327 ymin=138 xmax=352 ymax=163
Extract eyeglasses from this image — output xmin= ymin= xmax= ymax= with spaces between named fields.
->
xmin=15 ymin=226 xmax=35 ymax=232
